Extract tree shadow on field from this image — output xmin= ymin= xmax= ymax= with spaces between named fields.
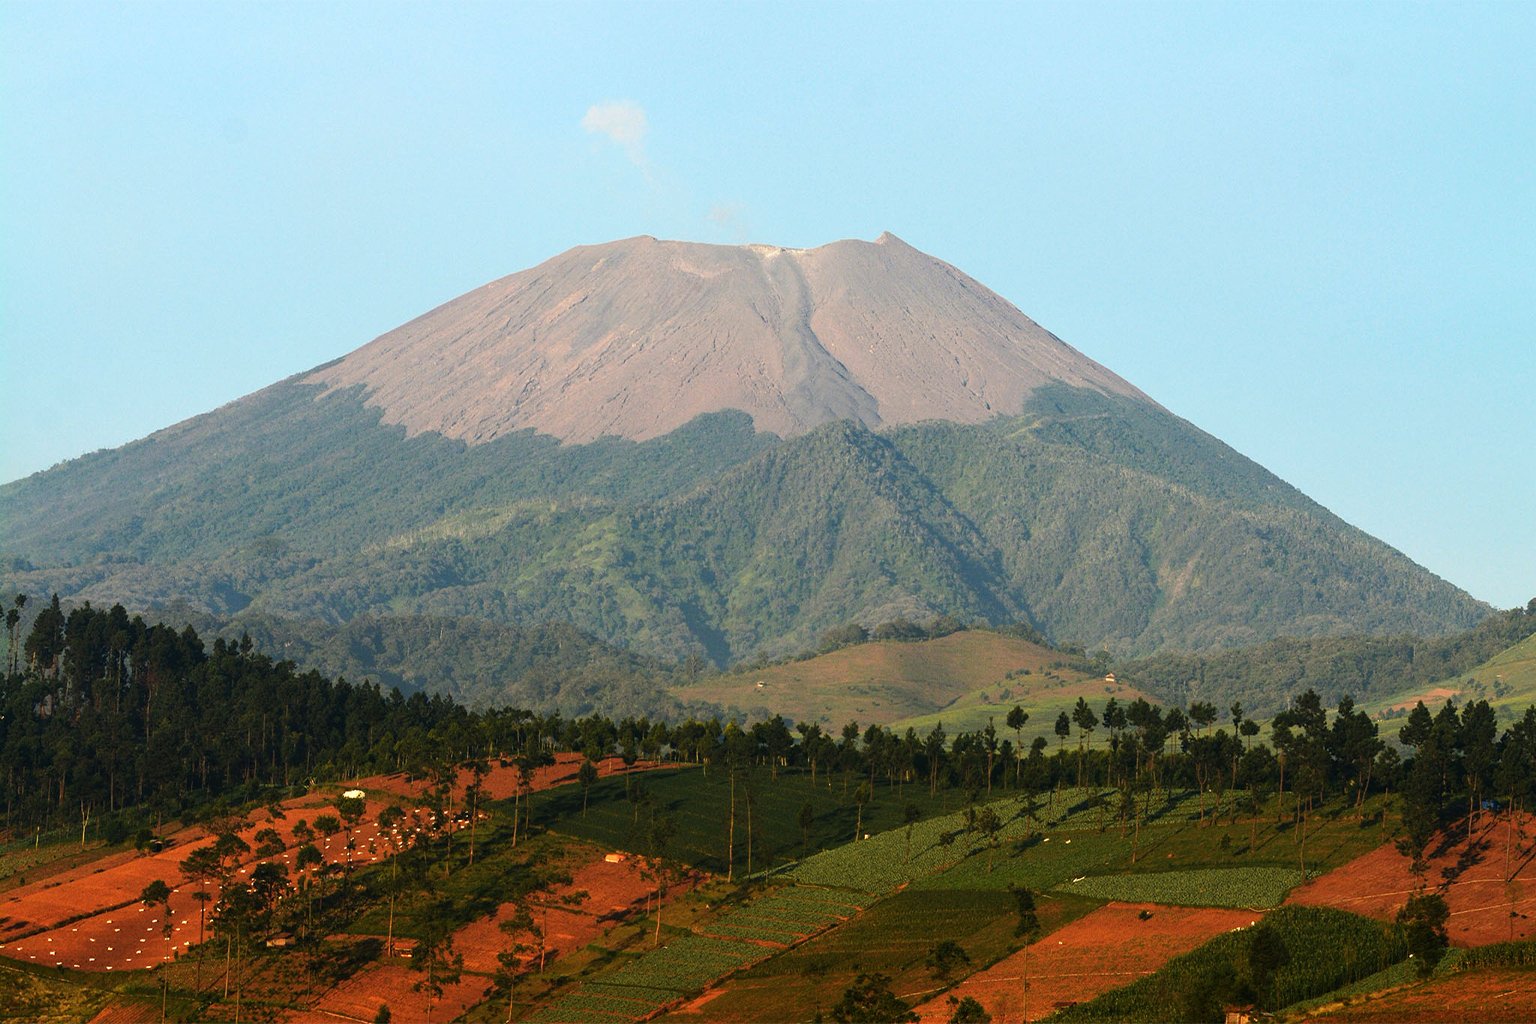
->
xmin=315 ymin=936 xmax=383 ymax=986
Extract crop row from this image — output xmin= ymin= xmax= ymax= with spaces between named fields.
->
xmin=523 ymin=992 xmax=637 ymax=1024
xmin=526 ymin=884 xmax=865 ymax=1022
xmin=735 ymin=886 xmax=860 ymax=922
xmin=601 ymin=934 xmax=765 ymax=991
xmin=1051 ymin=865 xmax=1305 ymax=908
xmin=705 ymin=921 xmax=804 ymax=945
xmin=1277 ymin=947 xmax=1467 ymax=1017
xmin=728 ymin=905 xmax=838 ymax=931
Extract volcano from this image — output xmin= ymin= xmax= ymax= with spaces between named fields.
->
xmin=0 ymin=234 xmax=1488 ymax=709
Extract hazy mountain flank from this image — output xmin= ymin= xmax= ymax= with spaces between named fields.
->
xmin=0 ymin=234 xmax=1489 ymax=705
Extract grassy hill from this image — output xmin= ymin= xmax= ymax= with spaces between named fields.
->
xmin=1117 ymin=603 xmax=1536 ymax=718
xmin=671 ymin=629 xmax=1156 ymax=738
xmin=1361 ymin=631 xmax=1536 ymax=728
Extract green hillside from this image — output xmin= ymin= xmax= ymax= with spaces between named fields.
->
xmin=1117 ymin=603 xmax=1536 ymax=718
xmin=1360 ymin=629 xmax=1536 ymax=728
xmin=1 ymin=383 xmax=1489 ymax=682
xmin=670 ymin=629 xmax=1151 ymax=733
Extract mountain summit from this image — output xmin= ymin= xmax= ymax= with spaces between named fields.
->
xmin=308 ymin=233 xmax=1148 ymax=443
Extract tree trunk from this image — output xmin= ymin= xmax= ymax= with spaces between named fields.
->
xmin=727 ymin=770 xmax=736 ymax=882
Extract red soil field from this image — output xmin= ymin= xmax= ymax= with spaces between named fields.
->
xmin=354 ymin=752 xmax=664 ymax=804
xmin=1287 ymin=812 xmax=1536 ymax=946
xmin=450 ymin=854 xmax=661 ymax=973
xmin=912 ymin=902 xmax=1262 ymax=1023
xmin=0 ymin=789 xmax=438 ymax=973
xmin=293 ymin=850 xmax=667 ymax=1023
xmin=0 ymin=756 xmax=652 ymax=972
xmin=290 ymin=963 xmax=490 ymax=1024
xmin=86 ymin=1002 xmax=162 ymax=1024
xmin=0 ymin=759 xmax=664 ymax=979
xmin=1300 ymin=968 xmax=1536 ymax=1022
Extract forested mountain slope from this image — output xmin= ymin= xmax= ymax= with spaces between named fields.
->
xmin=1 ymin=386 xmax=1485 ymax=668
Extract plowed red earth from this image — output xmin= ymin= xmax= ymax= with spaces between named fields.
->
xmin=355 ymin=752 xmax=661 ymax=802
xmin=912 ymin=902 xmax=1262 ymax=1023
xmin=1300 ymin=968 xmax=1536 ymax=1022
xmin=0 ymin=791 xmax=435 ymax=973
xmin=450 ymin=854 xmax=660 ymax=972
xmin=289 ymin=964 xmax=489 ymax=1024
xmin=1287 ymin=812 xmax=1536 ymax=946
xmin=0 ymin=756 xmax=644 ymax=975
xmin=294 ymin=851 xmax=666 ymax=1022
xmin=86 ymin=1001 xmax=161 ymax=1024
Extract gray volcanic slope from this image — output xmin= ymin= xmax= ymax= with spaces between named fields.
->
xmin=307 ymin=233 xmax=1150 ymax=443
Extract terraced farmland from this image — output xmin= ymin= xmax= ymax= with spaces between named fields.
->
xmin=545 ymin=765 xmax=985 ymax=875
xmin=526 ymin=885 xmax=862 ymax=1023
xmin=527 ymin=935 xmax=767 ymax=1023
xmin=1053 ymin=906 xmax=1409 ymax=1022
xmin=659 ymin=888 xmax=1099 ymax=1024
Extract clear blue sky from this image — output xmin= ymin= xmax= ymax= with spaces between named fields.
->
xmin=2 ymin=1 xmax=1531 ymax=609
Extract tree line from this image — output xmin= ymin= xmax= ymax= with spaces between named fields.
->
xmin=4 ymin=595 xmax=1535 ymax=861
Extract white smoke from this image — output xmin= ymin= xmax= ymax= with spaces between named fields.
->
xmin=582 ymin=100 xmax=649 ymax=168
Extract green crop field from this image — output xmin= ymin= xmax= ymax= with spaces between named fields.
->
xmin=660 ymin=888 xmax=1100 ymax=1024
xmin=784 ymin=791 xmax=1061 ymax=893
xmin=526 ymin=934 xmax=769 ymax=1023
xmin=544 ymin=764 xmax=993 ymax=875
xmin=1052 ymin=865 xmax=1305 ymax=908
xmin=522 ymin=883 xmax=866 ymax=1024
xmin=1276 ymin=948 xmax=1468 ymax=1018
xmin=700 ymin=887 xmax=862 ymax=946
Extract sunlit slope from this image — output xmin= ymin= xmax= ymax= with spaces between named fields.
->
xmin=670 ymin=630 xmax=1154 ymax=733
xmin=1361 ymin=631 xmax=1536 ymax=727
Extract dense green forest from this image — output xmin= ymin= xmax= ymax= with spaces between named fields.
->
xmin=1119 ymin=602 xmax=1536 ymax=717
xmin=169 ymin=607 xmax=703 ymax=718
xmin=1 ymin=384 xmax=1487 ymax=670
xmin=5 ymin=597 xmax=1534 ymax=871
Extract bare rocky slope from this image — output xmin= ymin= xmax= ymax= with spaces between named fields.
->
xmin=307 ymin=233 xmax=1148 ymax=443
